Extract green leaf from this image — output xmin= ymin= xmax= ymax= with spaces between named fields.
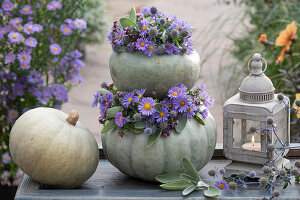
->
xmin=134 ymin=120 xmax=146 ymax=129
xmin=204 ymin=186 xmax=221 ymax=198
xmin=131 ymin=128 xmax=143 ymax=134
xmin=180 ymin=174 xmax=199 ymax=184
xmin=119 ymin=17 xmax=138 ymax=29
xmin=182 ymin=184 xmax=196 ymax=196
xmin=101 ymin=120 xmax=116 ymax=133
xmin=155 ymin=173 xmax=185 ymax=183
xmin=160 ymin=180 xmax=192 ymax=191
xmin=129 ymin=7 xmax=136 ymax=23
xmin=146 ymin=131 xmax=162 ymax=148
xmin=161 ymin=29 xmax=166 ymax=44
xmin=107 ymin=106 xmax=122 ymax=118
xmin=153 ymin=103 xmax=167 ymax=112
xmin=99 ymin=88 xmax=112 ymax=95
xmin=175 ymin=117 xmax=187 ymax=133
xmin=182 ymin=158 xmax=200 ymax=180
xmin=197 ymin=180 xmax=209 ymax=189
xmin=194 ymin=115 xmax=205 ymax=125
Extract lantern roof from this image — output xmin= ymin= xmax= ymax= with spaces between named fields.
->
xmin=239 ymin=53 xmax=275 ymax=103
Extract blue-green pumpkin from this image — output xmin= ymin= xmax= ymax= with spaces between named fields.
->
xmin=109 ymin=51 xmax=201 ymax=97
xmin=101 ymin=111 xmax=217 ymax=182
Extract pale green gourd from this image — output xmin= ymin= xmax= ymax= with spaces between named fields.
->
xmin=101 ymin=111 xmax=217 ymax=182
xmin=9 ymin=107 xmax=99 ymax=188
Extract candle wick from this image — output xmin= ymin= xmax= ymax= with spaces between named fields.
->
xmin=252 ymin=143 xmax=254 ymax=147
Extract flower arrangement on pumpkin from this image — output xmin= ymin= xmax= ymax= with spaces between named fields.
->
xmin=107 ymin=6 xmax=193 ymax=56
xmin=0 ymin=0 xmax=88 ymax=186
xmin=93 ymin=83 xmax=214 ymax=146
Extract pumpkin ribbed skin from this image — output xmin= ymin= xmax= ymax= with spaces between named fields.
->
xmin=109 ymin=51 xmax=201 ymax=97
xmin=101 ymin=111 xmax=217 ymax=182
xmin=9 ymin=107 xmax=99 ymax=188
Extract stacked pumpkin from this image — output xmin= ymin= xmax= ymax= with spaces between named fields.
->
xmin=99 ymin=6 xmax=218 ymax=181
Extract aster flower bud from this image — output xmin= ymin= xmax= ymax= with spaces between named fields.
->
xmin=249 ymin=126 xmax=257 ymax=134
xmin=150 ymin=6 xmax=158 ymax=15
xmin=180 ymin=30 xmax=189 ymax=38
xmin=259 ymin=177 xmax=268 ymax=185
xmin=208 ymin=169 xmax=216 ymax=177
xmin=291 ymin=168 xmax=299 ymax=176
xmin=149 ymin=27 xmax=158 ymax=37
xmin=272 ymin=166 xmax=277 ymax=171
xmin=263 ymin=166 xmax=271 ymax=174
xmin=159 ymin=122 xmax=168 ymax=130
xmin=277 ymin=93 xmax=284 ymax=101
xmin=156 ymin=46 xmax=165 ymax=55
xmin=133 ymin=113 xmax=142 ymax=121
xmin=144 ymin=127 xmax=152 ymax=135
xmin=112 ymin=95 xmax=119 ymax=104
xmin=219 ymin=168 xmax=225 ymax=174
xmin=267 ymin=144 xmax=275 ymax=152
xmin=159 ymin=18 xmax=166 ymax=25
xmin=228 ymin=182 xmax=237 ymax=190
xmin=295 ymin=160 xmax=300 ymax=168
xmin=170 ymin=110 xmax=177 ymax=118
xmin=273 ymin=190 xmax=280 ymax=197
xmin=249 ymin=171 xmax=256 ymax=178
xmin=238 ymin=172 xmax=246 ymax=178
xmin=279 ymin=169 xmax=287 ymax=177
xmin=150 ymin=125 xmax=157 ymax=133
xmin=180 ymin=47 xmax=188 ymax=54
xmin=295 ymin=99 xmax=300 ymax=107
xmin=266 ymin=117 xmax=274 ymax=125
xmin=101 ymin=81 xmax=108 ymax=89
xmin=171 ymin=29 xmax=179 ymax=38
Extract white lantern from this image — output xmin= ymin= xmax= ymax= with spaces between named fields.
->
xmin=223 ymin=53 xmax=290 ymax=173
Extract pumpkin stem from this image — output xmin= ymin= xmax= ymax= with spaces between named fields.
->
xmin=66 ymin=110 xmax=79 ymax=126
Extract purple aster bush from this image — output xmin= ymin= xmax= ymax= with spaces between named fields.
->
xmin=93 ymin=83 xmax=214 ymax=145
xmin=0 ymin=1 xmax=89 ymax=187
xmin=107 ymin=6 xmax=194 ymax=56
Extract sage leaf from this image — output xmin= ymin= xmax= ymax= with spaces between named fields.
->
xmin=182 ymin=158 xmax=200 ymax=180
xmin=180 ymin=174 xmax=199 ymax=184
xmin=99 ymin=88 xmax=112 ymax=95
xmin=154 ymin=103 xmax=167 ymax=112
xmin=175 ymin=117 xmax=187 ymax=133
xmin=119 ymin=17 xmax=138 ymax=29
xmin=162 ymin=29 xmax=166 ymax=44
xmin=130 ymin=128 xmax=143 ymax=134
xmin=182 ymin=184 xmax=196 ymax=196
xmin=146 ymin=131 xmax=162 ymax=148
xmin=194 ymin=115 xmax=205 ymax=125
xmin=129 ymin=7 xmax=136 ymax=23
xmin=134 ymin=120 xmax=146 ymax=129
xmin=204 ymin=185 xmax=221 ymax=197
xmin=197 ymin=180 xmax=209 ymax=189
xmin=101 ymin=120 xmax=116 ymax=133
xmin=107 ymin=106 xmax=122 ymax=118
xmin=155 ymin=173 xmax=185 ymax=183
xmin=160 ymin=180 xmax=192 ymax=191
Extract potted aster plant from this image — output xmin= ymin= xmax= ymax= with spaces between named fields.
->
xmin=107 ymin=7 xmax=201 ymax=97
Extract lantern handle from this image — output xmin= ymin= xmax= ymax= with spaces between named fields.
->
xmin=247 ymin=53 xmax=267 ymax=76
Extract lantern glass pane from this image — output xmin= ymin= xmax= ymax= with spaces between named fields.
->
xmin=272 ymin=108 xmax=288 ymax=148
xmin=232 ymin=118 xmax=262 ymax=152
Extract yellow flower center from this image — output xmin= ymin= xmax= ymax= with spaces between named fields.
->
xmin=2 ymin=30 xmax=6 ymax=34
xmin=5 ymin=156 xmax=9 ymax=160
xmin=167 ymin=45 xmax=171 ymax=49
xmin=148 ymin=45 xmax=154 ymax=51
xmin=180 ymin=101 xmax=185 ymax=106
xmin=64 ymin=27 xmax=69 ymax=32
xmin=5 ymin=4 xmax=9 ymax=8
xmin=22 ymin=55 xmax=27 ymax=60
xmin=144 ymin=103 xmax=151 ymax=110
xmin=12 ymin=34 xmax=17 ymax=39
xmin=78 ymin=21 xmax=82 ymax=25
xmin=57 ymin=94 xmax=61 ymax=97
xmin=29 ymin=41 xmax=33 ymax=44
xmin=105 ymin=101 xmax=108 ymax=106
xmin=142 ymin=25 xmax=146 ymax=31
xmin=141 ymin=42 xmax=145 ymax=47
xmin=73 ymin=64 xmax=77 ymax=67
xmin=178 ymin=90 xmax=182 ymax=93
xmin=128 ymin=97 xmax=132 ymax=102
xmin=168 ymin=104 xmax=173 ymax=109
xmin=173 ymin=91 xmax=178 ymax=96
xmin=187 ymin=107 xmax=191 ymax=112
xmin=119 ymin=34 xmax=123 ymax=39
xmin=53 ymin=47 xmax=57 ymax=51
xmin=18 ymin=89 xmax=22 ymax=93
xmin=219 ymin=184 xmax=224 ymax=190
xmin=159 ymin=112 xmax=165 ymax=117
xmin=54 ymin=3 xmax=58 ymax=7
xmin=138 ymin=94 xmax=142 ymax=98
xmin=177 ymin=25 xmax=182 ymax=29
xmin=8 ymin=56 xmax=12 ymax=60
xmin=27 ymin=27 xmax=32 ymax=31
xmin=22 ymin=63 xmax=27 ymax=67
xmin=24 ymin=8 xmax=29 ymax=12
xmin=119 ymin=116 xmax=123 ymax=121
xmin=15 ymin=20 xmax=19 ymax=23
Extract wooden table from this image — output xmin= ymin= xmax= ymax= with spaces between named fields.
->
xmin=15 ymin=159 xmax=300 ymax=200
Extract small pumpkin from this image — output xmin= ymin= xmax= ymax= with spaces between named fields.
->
xmin=9 ymin=107 xmax=99 ymax=188
xmin=109 ymin=51 xmax=201 ymax=97
xmin=102 ymin=111 xmax=217 ymax=182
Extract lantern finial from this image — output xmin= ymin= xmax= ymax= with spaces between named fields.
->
xmin=247 ymin=53 xmax=267 ymax=76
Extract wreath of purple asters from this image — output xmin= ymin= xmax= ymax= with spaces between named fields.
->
xmin=93 ymin=83 xmax=214 ymax=146
xmin=107 ymin=6 xmax=194 ymax=56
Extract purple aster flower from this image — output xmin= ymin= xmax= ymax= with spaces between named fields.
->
xmin=141 ymin=6 xmax=149 ymax=15
xmin=168 ymin=86 xmax=182 ymax=99
xmin=178 ymin=84 xmax=187 ymax=95
xmin=20 ymin=5 xmax=32 ymax=15
xmin=24 ymin=22 xmax=35 ymax=34
xmin=54 ymin=104 xmax=61 ymax=110
xmin=47 ymin=3 xmax=55 ymax=11
xmin=51 ymin=1 xmax=62 ymax=9
xmin=34 ymin=24 xmax=43 ymax=32
xmin=25 ymin=37 xmax=37 ymax=47
xmin=164 ymin=42 xmax=177 ymax=54
xmin=134 ymin=89 xmax=146 ymax=101
xmin=22 ymin=107 xmax=30 ymax=113
xmin=171 ymin=19 xmax=191 ymax=31
xmin=138 ymin=97 xmax=156 ymax=116
xmin=145 ymin=41 xmax=155 ymax=56
xmin=136 ymin=38 xmax=148 ymax=51
xmin=1 ymin=170 xmax=10 ymax=180
xmin=154 ymin=106 xmax=169 ymax=123
xmin=123 ymin=92 xmax=135 ymax=108
xmin=64 ymin=19 xmax=74 ymax=29
xmin=0 ymin=27 xmax=8 ymax=35
xmin=92 ymin=91 xmax=101 ymax=107
xmin=139 ymin=19 xmax=148 ymax=37
xmin=12 ymin=178 xmax=21 ymax=186
xmin=203 ymin=93 xmax=214 ymax=108
xmin=2 ymin=1 xmax=13 ymax=11
xmin=73 ymin=19 xmax=87 ymax=29
xmin=115 ymin=111 xmax=130 ymax=127
xmin=60 ymin=24 xmax=72 ymax=35
xmin=20 ymin=62 xmax=30 ymax=69
xmin=51 ymin=84 xmax=66 ymax=95
xmin=16 ymin=169 xmax=23 ymax=178
xmin=37 ymin=92 xmax=50 ymax=104
xmin=184 ymin=104 xmax=196 ymax=118
xmin=5 ymin=53 xmax=15 ymax=63
xmin=50 ymin=43 xmax=62 ymax=55
xmin=144 ymin=127 xmax=152 ymax=135
xmin=71 ymin=59 xmax=85 ymax=68
xmin=162 ymin=99 xmax=175 ymax=110
xmin=100 ymin=93 xmax=113 ymax=113
xmin=8 ymin=109 xmax=18 ymax=120
xmin=2 ymin=152 xmax=11 ymax=164
xmin=8 ymin=32 xmax=22 ymax=43
xmin=115 ymin=28 xmax=126 ymax=45
xmin=201 ymin=109 xmax=208 ymax=119
xmin=214 ymin=181 xmax=229 ymax=191
xmin=10 ymin=17 xmax=23 ymax=26
xmin=27 ymin=70 xmax=41 ymax=83
xmin=43 ymin=86 xmax=52 ymax=96
xmin=29 ymin=85 xmax=40 ymax=97
xmin=183 ymin=40 xmax=194 ymax=55
xmin=17 ymin=51 xmax=31 ymax=63
xmin=13 ymin=84 xmax=24 ymax=96
xmin=174 ymin=96 xmax=191 ymax=113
